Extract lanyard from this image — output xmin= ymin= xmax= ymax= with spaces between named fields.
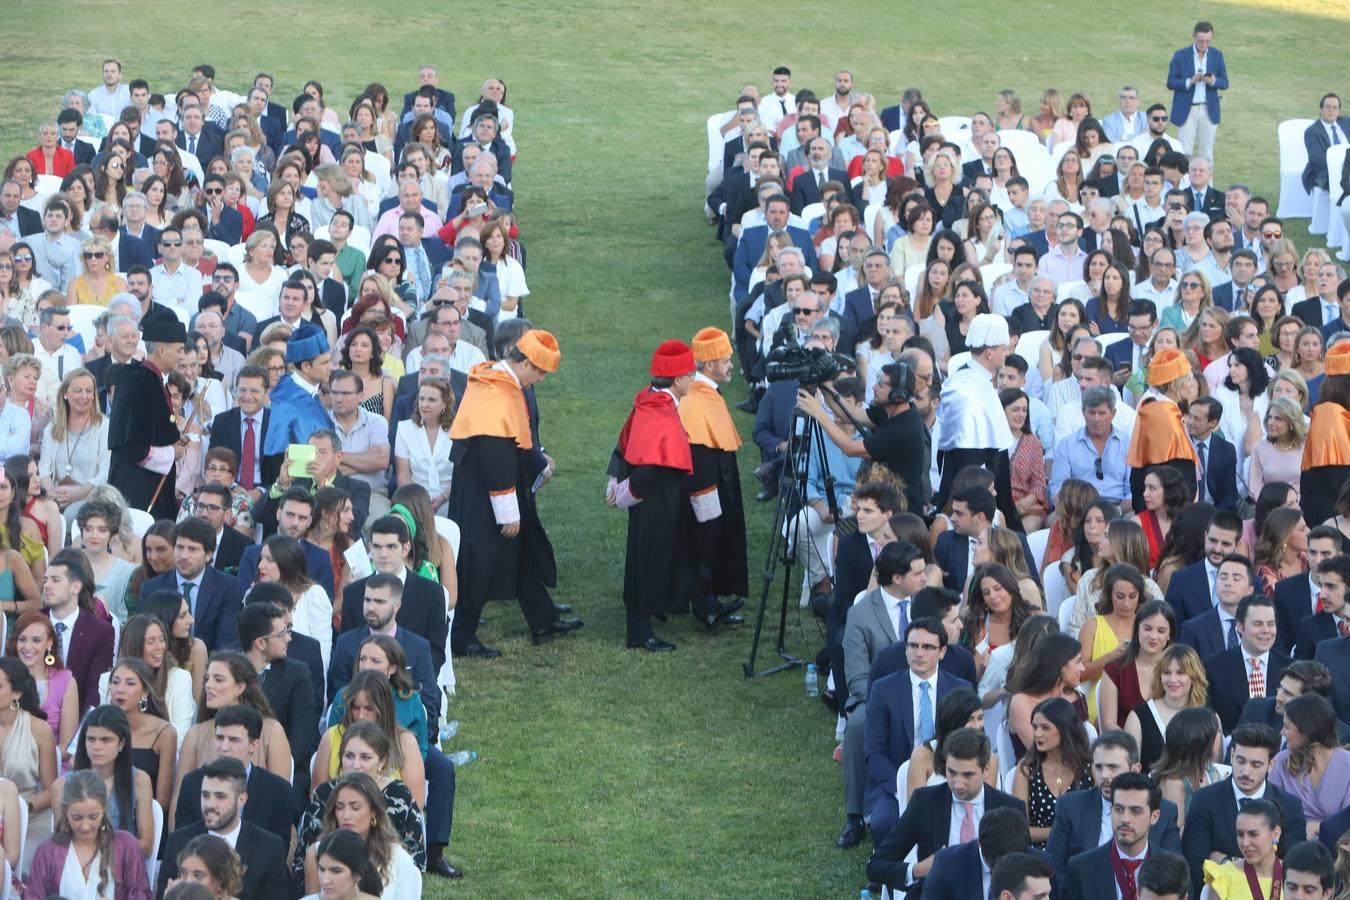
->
xmin=1243 ymin=860 xmax=1282 ymax=900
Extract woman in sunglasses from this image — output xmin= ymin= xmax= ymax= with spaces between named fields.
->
xmin=64 ymin=236 xmax=126 ymax=307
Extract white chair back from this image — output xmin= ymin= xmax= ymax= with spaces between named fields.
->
xmin=1096 ymin=332 xmax=1130 ymax=350
xmin=1057 ymin=280 xmax=1089 ymax=303
xmin=202 ymin=238 xmax=232 ymax=260
xmin=34 ymin=174 xmax=62 ymax=203
xmin=996 ymin=718 xmax=1017 ymax=780
xmin=147 ymin=799 xmax=164 ymax=885
xmin=1277 ymin=119 xmax=1316 ymax=218
xmin=979 ymin=262 xmax=1013 ymax=293
xmin=1043 ymin=560 xmax=1071 ymax=617
xmin=65 ymin=304 xmax=103 ymax=353
xmin=895 ymin=758 xmax=912 ymax=821
xmin=999 ymin=131 xmax=1053 ymax=188
xmin=16 ymin=798 xmax=27 ymax=880
xmin=1057 ymin=587 xmax=1078 ymax=632
xmin=126 ymin=508 xmax=156 ymax=537
xmin=904 ymin=263 xmax=924 ymax=300
xmin=364 ymin=151 xmax=392 ymax=195
xmin=707 ymin=112 xmax=731 ymax=173
xmin=434 ymin=516 xmax=461 ymax=560
xmin=1015 ymin=330 xmax=1050 ymax=366
xmin=938 ymin=116 xmax=972 ymax=140
xmin=800 ymin=202 xmax=826 ymax=226
xmin=225 ymin=242 xmax=248 ymax=266
xmin=1327 ymin=144 xmax=1349 ymax=251
xmin=1026 ymin=528 xmax=1050 ymax=573
xmin=346 ymin=224 xmax=373 ymax=257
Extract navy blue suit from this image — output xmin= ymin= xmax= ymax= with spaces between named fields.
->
xmin=116 ymin=231 xmax=154 ymax=273
xmin=1105 ymin=337 xmax=1146 ymax=372
xmin=1164 ymin=560 xmax=1213 ymax=623
xmin=328 ymin=624 xmax=440 ymax=723
xmin=750 ymin=379 xmax=798 ymax=463
xmin=788 ymin=166 xmax=848 ymax=214
xmin=1295 ymin=612 xmax=1338 ymax=661
xmin=840 ymin=286 xmax=879 ymax=353
xmin=237 ymin=540 xmax=335 ymax=601
xmin=204 ymin=205 xmax=244 ymax=246
xmin=207 ymin=407 xmax=280 ymax=489
xmin=868 ymin=640 xmax=977 ymax=688
xmin=732 ymin=224 xmax=818 ymax=301
xmin=1183 ymin=776 xmax=1308 ymax=895
xmin=1314 ymin=635 xmax=1350 ymax=723
xmin=1302 ymin=116 xmax=1350 ymax=192
xmin=401 ymin=87 xmax=456 ymax=120
xmin=864 ymin=669 xmax=970 ymax=845
xmin=139 ymin=566 xmax=242 ymax=652
xmin=257 ymin=115 xmax=284 ymax=155
xmin=1167 ymin=46 xmax=1228 ymax=128
xmin=1275 ymin=572 xmax=1317 ymax=656
xmin=1180 ymin=607 xmax=1231 ymax=661
xmin=1047 ymin=786 xmax=1182 ymax=871
xmin=1024 ymin=228 xmax=1051 ymax=259
xmin=1204 ymin=646 xmax=1289 ymax=733
xmin=1212 ymin=281 xmax=1244 ymax=312
xmin=1320 ymin=804 xmax=1350 ymax=855
xmin=1195 ymin=432 xmax=1240 ymax=512
xmin=933 ymin=529 xmax=1039 ymax=595
xmin=923 ymin=840 xmax=1055 ymax=900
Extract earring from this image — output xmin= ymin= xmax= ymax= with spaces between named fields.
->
xmin=8 ymin=699 xmax=18 ymax=712
xmin=138 ymin=697 xmax=148 ymax=712
xmin=44 ymin=653 xmax=55 ymax=667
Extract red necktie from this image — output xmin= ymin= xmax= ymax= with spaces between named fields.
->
xmin=240 ymin=416 xmax=257 ymax=491
xmin=1110 ymin=843 xmax=1144 ymax=900
xmin=1316 ymin=591 xmax=1325 ymax=614
xmin=1248 ymin=658 xmax=1265 ymax=697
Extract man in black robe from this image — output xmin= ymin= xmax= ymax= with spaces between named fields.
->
xmin=608 ymin=340 xmax=698 ymax=652
xmin=679 ymin=327 xmax=747 ymax=629
xmin=446 ymin=329 xmax=581 ymax=658
xmin=107 ymin=317 xmax=186 ymax=518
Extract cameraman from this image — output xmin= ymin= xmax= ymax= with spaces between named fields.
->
xmin=793 ymin=375 xmax=865 ymax=599
xmin=796 ymin=347 xmax=932 ymax=515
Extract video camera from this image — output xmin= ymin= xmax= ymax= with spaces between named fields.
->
xmin=764 ymin=317 xmax=853 ymax=386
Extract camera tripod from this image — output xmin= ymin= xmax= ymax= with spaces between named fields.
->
xmin=743 ymin=400 xmax=843 ymax=678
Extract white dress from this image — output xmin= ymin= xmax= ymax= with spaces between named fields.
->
xmin=293 ymin=583 xmax=334 ymax=672
xmin=58 ymin=844 xmax=107 ymax=899
xmin=236 ymin=264 xmax=287 ymax=305
xmin=380 ymin=844 xmax=423 ymax=900
xmin=394 ymin=420 xmax=454 ymax=515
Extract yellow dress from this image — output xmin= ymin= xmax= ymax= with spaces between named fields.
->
xmin=70 ymin=275 xmax=122 ymax=307
xmin=1085 ymin=614 xmax=1121 ymax=723
xmin=0 ymin=523 xmax=43 ymax=568
xmin=1202 ymin=859 xmax=1273 ymax=900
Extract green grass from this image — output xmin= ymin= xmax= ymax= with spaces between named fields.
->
xmin=3 ymin=2 xmax=1347 ymax=895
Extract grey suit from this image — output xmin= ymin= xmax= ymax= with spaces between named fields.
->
xmin=842 ymin=587 xmax=903 ymax=818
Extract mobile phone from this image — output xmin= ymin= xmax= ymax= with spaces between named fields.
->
xmin=467 ymin=202 xmax=488 ymax=217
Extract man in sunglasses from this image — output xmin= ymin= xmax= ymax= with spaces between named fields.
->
xmin=33 ymin=304 xmax=84 ymax=407
xmin=149 ymin=225 xmax=200 ymax=311
xmin=1128 ymin=103 xmax=1184 ymax=157
xmin=1049 ymin=384 xmax=1130 ymax=506
xmin=200 ymin=174 xmax=243 ymax=246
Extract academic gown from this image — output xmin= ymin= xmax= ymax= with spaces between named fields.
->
xmin=679 ymin=378 xmax=749 ymax=604
xmin=609 ymin=388 xmax=695 ymax=634
xmin=107 ymin=360 xmax=180 ymax=518
xmin=1301 ymin=400 xmax=1350 ymax=527
xmin=935 ymin=360 xmax=1024 ymax=530
xmin=261 ymin=372 xmax=333 ymax=458
xmin=1127 ymin=391 xmax=1199 ymax=511
xmin=446 ymin=363 xmax=557 ymax=649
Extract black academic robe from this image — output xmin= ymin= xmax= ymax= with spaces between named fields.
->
xmin=686 ymin=442 xmax=748 ymax=600
xmin=612 ymin=452 xmax=694 ymax=618
xmin=106 ymin=361 xmax=179 ymax=518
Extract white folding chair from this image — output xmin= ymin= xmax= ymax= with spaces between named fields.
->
xmin=980 ymin=262 xmax=1012 ymax=293
xmin=1057 ymin=589 xmax=1078 ymax=633
xmin=707 ymin=111 xmax=732 ymax=174
xmin=1042 ymin=562 xmax=1070 ymax=617
xmin=799 ymin=202 xmax=826 ymax=226
xmin=126 ymin=508 xmax=156 ymax=538
xmin=346 ymin=224 xmax=373 ymax=256
xmin=364 ymin=151 xmax=392 ymax=195
xmin=202 ymin=238 xmax=232 ymax=260
xmin=996 ymin=718 xmax=1017 ymax=780
xmin=146 ymin=799 xmax=164 ymax=886
xmin=938 ymin=116 xmax=972 ymax=139
xmin=225 ymin=242 xmax=248 ymax=266
xmin=1057 ymin=280 xmax=1089 ymax=303
xmin=1026 ymin=528 xmax=1050 ymax=573
xmin=894 ymin=758 xmax=912 ymax=821
xmin=434 ymin=516 xmax=461 ymax=559
xmin=1015 ymin=330 xmax=1050 ymax=366
xmin=1096 ymin=332 xmax=1130 ymax=350
xmin=998 ymin=130 xmax=1052 ymax=188
xmin=1326 ymin=144 xmax=1348 ymax=252
xmin=17 ymin=790 xmax=27 ymax=880
xmin=34 ymin=174 xmax=62 ymax=203
xmin=1277 ymin=119 xmax=1316 ymax=219
xmin=904 ymin=263 xmax=924 ymax=300
xmin=65 ymin=304 xmax=103 ymax=353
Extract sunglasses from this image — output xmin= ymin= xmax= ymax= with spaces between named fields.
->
xmin=383 ymin=256 xmax=403 ymax=264
xmin=204 ymin=187 xmax=223 ymax=195
xmin=1181 ymin=281 xmax=1202 ymax=289
xmin=1167 ymin=203 xmax=1185 ymax=210
xmin=83 ymin=251 xmax=106 ymax=259
xmin=160 ymin=240 xmax=182 ymax=247
xmin=1261 ymin=232 xmax=1281 ymax=239
xmin=11 ymin=255 xmax=32 ymax=263
xmin=793 ymin=307 xmax=818 ymax=316
xmin=1094 ymin=457 xmax=1105 ymax=480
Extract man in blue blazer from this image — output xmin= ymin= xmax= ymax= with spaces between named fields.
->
xmin=1061 ymin=772 xmax=1168 ymax=900
xmin=1047 ymin=730 xmax=1183 ymax=870
xmin=1204 ymin=594 xmax=1290 ymax=734
xmin=1165 ymin=510 xmax=1243 ymax=623
xmin=933 ymin=490 xmax=1039 ymax=594
xmin=115 ymin=229 xmax=154 ymax=273
xmin=139 ymin=517 xmax=241 ymax=652
xmin=1166 ymin=21 xmax=1228 ymax=160
xmin=200 ymin=174 xmax=244 ymax=245
xmin=236 ymin=488 xmax=336 ymax=600
xmin=1181 ymin=555 xmax=1258 ymax=680
xmin=1302 ymin=94 xmax=1350 ymax=193
xmin=1292 ymin=553 xmax=1350 ymax=659
xmin=923 ymin=807 xmax=1050 ymax=900
xmin=839 ymin=250 xmax=892 ymax=352
xmin=1313 ymin=633 xmax=1350 ymax=723
xmin=328 ymin=572 xmax=440 ymax=723
xmin=749 ymin=377 xmax=798 ymax=500
xmin=1187 ymin=398 xmax=1240 ymax=511
xmin=863 ymin=618 xmax=970 ymax=846
xmin=1182 ymin=723 xmax=1308 ymax=895
xmin=731 ymin=198 xmax=818 ymax=301
xmin=866 ymin=728 xmax=1022 ymax=897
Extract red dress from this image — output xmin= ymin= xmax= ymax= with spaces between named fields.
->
xmin=1139 ymin=509 xmax=1164 ymax=572
xmin=1103 ymin=659 xmax=1146 ymax=729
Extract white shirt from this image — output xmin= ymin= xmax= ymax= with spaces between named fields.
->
xmin=1205 ymin=560 xmax=1220 ymax=605
xmin=1132 ymin=277 xmax=1178 ymax=308
xmin=1192 ymin=47 xmax=1209 ymax=103
xmin=51 ymin=608 xmax=81 ymax=663
xmin=395 ymin=419 xmax=454 ymax=513
xmin=758 ymin=91 xmax=796 ymax=132
xmin=1112 ymin=842 xmax=1149 ymax=900
xmin=881 ymin=589 xmax=907 ymax=641
xmin=909 ymin=668 xmax=938 ymax=748
xmin=1129 ymin=197 xmax=1168 ymax=230
xmin=947 ymin=788 xmax=985 ymax=847
xmin=447 ymin=340 xmax=487 ymax=374
xmin=210 ymin=817 xmax=243 ymax=850
xmin=1233 ymin=778 xmax=1266 ymax=805
xmin=33 ymin=342 xmax=84 ymax=408
xmin=991 ymin=280 xmax=1031 ymax=317
xmin=150 ymin=262 xmax=206 ymax=309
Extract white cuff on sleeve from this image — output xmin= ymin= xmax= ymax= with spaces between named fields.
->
xmin=613 ymin=478 xmax=642 ymax=509
xmin=140 ymin=445 xmax=175 ymax=474
xmin=489 ymin=489 xmax=520 ymax=525
xmin=690 ymin=486 xmax=722 ymax=522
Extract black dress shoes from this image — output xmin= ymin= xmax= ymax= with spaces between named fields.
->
xmin=458 ymin=642 xmax=502 ymax=659
xmin=627 ymin=636 xmax=677 ymax=652
xmin=427 ymin=857 xmax=463 ymax=879
xmin=756 ymin=483 xmax=778 ymax=502
xmin=719 ymin=598 xmax=745 ymax=616
xmin=554 ymin=603 xmax=574 ymax=615
xmin=836 ymin=817 xmax=866 ymax=849
xmin=751 ymin=460 xmax=778 ymax=485
xmin=532 ymin=618 xmax=584 ymax=645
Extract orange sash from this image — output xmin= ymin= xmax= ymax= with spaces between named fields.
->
xmin=1126 ymin=397 xmax=1198 ymax=468
xmin=679 ymin=381 xmax=742 ymax=451
xmin=448 ymin=363 xmax=533 ymax=449
xmin=1302 ymin=402 xmax=1350 ymax=470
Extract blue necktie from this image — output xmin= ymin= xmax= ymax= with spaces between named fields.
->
xmin=1196 ymin=442 xmax=1208 ymax=502
xmin=1332 ymin=124 xmax=1343 ymax=146
xmin=918 ymin=682 xmax=934 ymax=745
xmin=1226 ymin=617 xmax=1239 ymax=650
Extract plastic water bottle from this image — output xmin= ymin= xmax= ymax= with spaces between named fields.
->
xmin=448 ymin=750 xmax=477 ymax=767
xmin=859 ymin=890 xmax=872 ymax=900
xmin=439 ymin=720 xmax=460 ymax=742
xmin=805 ymin=664 xmax=819 ymax=698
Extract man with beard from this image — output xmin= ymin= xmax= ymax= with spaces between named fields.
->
xmin=608 ymin=340 xmax=697 ymax=652
xmin=447 ymin=329 xmax=580 ymax=657
xmin=678 ymin=328 xmax=747 ymax=629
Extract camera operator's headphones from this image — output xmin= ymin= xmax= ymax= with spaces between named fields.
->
xmin=880 ymin=361 xmax=916 ymax=405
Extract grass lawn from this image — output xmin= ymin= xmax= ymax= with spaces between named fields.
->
xmin=2 ymin=2 xmax=1346 ymax=895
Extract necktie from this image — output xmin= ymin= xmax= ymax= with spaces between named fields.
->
xmin=54 ymin=621 xmax=67 ymax=665
xmin=57 ymin=355 xmax=64 ymax=380
xmin=240 ymin=416 xmax=257 ymax=491
xmin=1248 ymin=658 xmax=1264 ymax=697
xmin=182 ymin=581 xmax=196 ymax=620
xmin=918 ymin=681 xmax=934 ymax=745
xmin=1195 ymin=190 xmax=1204 ymax=209
xmin=897 ymin=599 xmax=910 ymax=643
xmin=869 ymin=540 xmax=880 ymax=562
xmin=1196 ymin=442 xmax=1208 ymax=501
xmin=413 ymin=246 xmax=431 ymax=302
xmin=1332 ymin=124 xmax=1343 ymax=146
xmin=779 ymin=98 xmax=787 ymax=115
xmin=958 ymin=800 xmax=976 ymax=843
xmin=1226 ymin=617 xmax=1239 ymax=649
xmin=189 ymin=135 xmax=197 ymax=156
xmin=817 ymin=170 xmax=825 ymax=189
xmin=1316 ymin=590 xmax=1324 ymax=614
xmin=1118 ymin=858 xmax=1143 ymax=900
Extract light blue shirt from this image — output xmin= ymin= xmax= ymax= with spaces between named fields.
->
xmin=1048 ymin=426 xmax=1129 ymax=502
xmin=0 ymin=402 xmax=32 ymax=464
xmin=807 ymin=430 xmax=862 ymax=507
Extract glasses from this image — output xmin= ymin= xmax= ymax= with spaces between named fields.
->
xmin=1167 ymin=202 xmax=1185 ymax=210
xmin=160 ymin=240 xmax=181 ymax=247
xmin=83 ymin=251 xmax=106 ymax=260
xmin=268 ymin=627 xmax=293 ymax=640
xmin=1150 ymin=115 xmax=1167 ymax=122
xmin=0 ymin=263 xmax=11 ymax=270
xmin=906 ymin=641 xmax=940 ymax=653
xmin=193 ymin=502 xmax=224 ymax=513
xmin=12 ymin=255 xmax=32 ymax=263
xmin=793 ymin=307 xmax=818 ymax=316
xmin=1071 ymin=353 xmax=1090 ymax=361
xmin=211 ymin=274 xmax=235 ymax=282
xmin=382 ymin=257 xmax=402 ymax=264
xmin=204 ymin=187 xmax=223 ymax=195
xmin=1261 ymin=231 xmax=1281 ymax=239
xmin=1181 ymin=281 xmax=1202 ymax=289
xmin=1093 ymin=457 xmax=1105 ymax=480
xmin=51 ymin=324 xmax=72 ymax=332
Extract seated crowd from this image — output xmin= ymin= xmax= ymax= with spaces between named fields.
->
xmin=708 ymin=30 xmax=1350 ymax=900
xmin=0 ymin=58 xmax=534 ymax=899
